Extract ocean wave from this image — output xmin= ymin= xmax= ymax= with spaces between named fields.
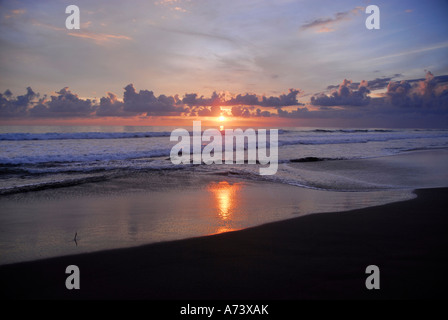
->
xmin=278 ymin=132 xmax=448 ymax=147
xmin=0 ymin=175 xmax=113 ymax=195
xmin=290 ymin=157 xmax=331 ymax=162
xmin=0 ymin=163 xmax=189 ymax=195
xmin=0 ymin=148 xmax=172 ymax=165
xmin=301 ymin=129 xmax=394 ymax=133
xmin=0 ymin=129 xmax=291 ymax=141
xmin=0 ymin=131 xmax=173 ymax=141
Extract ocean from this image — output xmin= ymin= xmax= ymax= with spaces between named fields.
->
xmin=1 ymin=125 xmax=448 ymax=193
xmin=1 ymin=125 xmax=448 ymax=264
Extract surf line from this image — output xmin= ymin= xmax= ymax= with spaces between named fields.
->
xmin=170 ymin=121 xmax=278 ymax=175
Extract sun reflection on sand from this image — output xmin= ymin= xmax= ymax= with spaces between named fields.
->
xmin=207 ymin=181 xmax=242 ymax=234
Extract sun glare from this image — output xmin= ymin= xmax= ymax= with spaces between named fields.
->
xmin=207 ymin=181 xmax=242 ymax=222
xmin=219 ymin=115 xmax=226 ymax=122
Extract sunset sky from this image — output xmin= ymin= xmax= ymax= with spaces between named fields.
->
xmin=1 ymin=0 xmax=447 ymax=127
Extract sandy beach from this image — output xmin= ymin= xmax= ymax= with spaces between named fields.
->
xmin=0 ymin=166 xmax=416 ymax=266
xmin=1 ymin=186 xmax=447 ymax=300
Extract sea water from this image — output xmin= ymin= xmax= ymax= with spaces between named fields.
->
xmin=1 ymin=126 xmax=447 ymax=193
xmin=1 ymin=126 xmax=448 ymax=264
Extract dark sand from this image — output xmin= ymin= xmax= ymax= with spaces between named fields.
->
xmin=1 ymin=188 xmax=447 ymax=300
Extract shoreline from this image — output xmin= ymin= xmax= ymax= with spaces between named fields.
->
xmin=0 ymin=169 xmax=416 ymax=266
xmin=1 ymin=187 xmax=447 ymax=299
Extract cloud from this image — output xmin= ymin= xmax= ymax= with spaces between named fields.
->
xmin=278 ymin=107 xmax=314 ymax=118
xmin=196 ymin=105 xmax=221 ymax=117
xmin=30 ymin=20 xmax=65 ymax=32
xmin=225 ymin=89 xmax=302 ymax=108
xmin=1 ymin=72 xmax=447 ymax=125
xmin=67 ymin=31 xmax=132 ymax=45
xmin=28 ymin=87 xmax=95 ymax=118
xmin=3 ymin=8 xmax=26 ymax=19
xmin=96 ymin=92 xmax=126 ymax=117
xmin=256 ymin=108 xmax=271 ymax=117
xmin=0 ymin=87 xmax=37 ymax=118
xmin=230 ymin=106 xmax=271 ymax=118
xmin=122 ymin=84 xmax=184 ymax=115
xmin=364 ymin=77 xmax=398 ymax=90
xmin=30 ymin=18 xmax=132 ymax=45
xmin=180 ymin=89 xmax=302 ymax=108
xmin=1 ymin=85 xmax=188 ymax=118
xmin=231 ymin=106 xmax=252 ymax=118
xmin=311 ymin=79 xmax=371 ymax=106
xmin=11 ymin=9 xmax=26 ymax=15
xmin=260 ymin=89 xmax=302 ymax=108
xmin=278 ymin=72 xmax=448 ymax=125
xmin=301 ymin=7 xmax=363 ymax=33
xmin=379 ymin=71 xmax=448 ymax=109
xmin=316 ymin=27 xmax=334 ymax=33
xmin=370 ymin=41 xmax=448 ymax=62
xmin=154 ymin=0 xmax=188 ymax=13
xmin=155 ymin=0 xmax=184 ymax=6
xmin=181 ymin=92 xmax=224 ymax=107
xmin=326 ymin=74 xmax=402 ymax=91
xmin=226 ymin=93 xmax=260 ymax=106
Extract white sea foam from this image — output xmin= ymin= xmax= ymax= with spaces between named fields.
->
xmin=1 ymin=126 xmax=448 ymax=193
xmin=277 ymin=131 xmax=448 ymax=146
xmin=0 ymin=148 xmax=172 ymax=165
xmin=0 ymin=131 xmax=172 ymax=141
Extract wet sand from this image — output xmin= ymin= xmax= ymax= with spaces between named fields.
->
xmin=0 ymin=171 xmax=414 ymax=265
xmin=1 ymin=187 xmax=447 ymax=300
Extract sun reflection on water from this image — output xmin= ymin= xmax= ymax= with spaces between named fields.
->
xmin=207 ymin=181 xmax=242 ymax=234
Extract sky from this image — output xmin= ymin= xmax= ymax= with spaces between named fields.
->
xmin=0 ymin=0 xmax=448 ymax=127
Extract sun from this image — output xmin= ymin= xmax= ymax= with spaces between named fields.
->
xmin=219 ymin=115 xmax=226 ymax=122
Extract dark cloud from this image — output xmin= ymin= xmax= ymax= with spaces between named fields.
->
xmin=327 ymin=75 xmax=401 ymax=91
xmin=311 ymin=79 xmax=371 ymax=106
xmin=364 ymin=77 xmax=395 ymax=90
xmin=2 ymin=85 xmax=186 ymax=118
xmin=382 ymin=80 xmax=412 ymax=107
xmin=231 ymin=106 xmax=251 ymax=118
xmin=182 ymin=92 xmax=224 ymax=107
xmin=1 ymin=86 xmax=305 ymax=119
xmin=256 ymin=108 xmax=271 ymax=117
xmin=379 ymin=71 xmax=448 ymax=109
xmin=182 ymin=93 xmax=202 ymax=107
xmin=197 ymin=105 xmax=221 ymax=117
xmin=225 ymin=89 xmax=302 ymax=108
xmin=123 ymin=84 xmax=184 ymax=115
xmin=278 ymin=72 xmax=448 ymax=127
xmin=278 ymin=107 xmax=310 ymax=118
xmin=226 ymin=93 xmax=260 ymax=106
xmin=230 ymin=106 xmax=272 ymax=117
xmin=44 ymin=87 xmax=96 ymax=117
xmin=27 ymin=87 xmax=95 ymax=118
xmin=180 ymin=89 xmax=302 ymax=108
xmin=1 ymin=72 xmax=447 ymax=126
xmin=96 ymin=92 xmax=126 ymax=117
xmin=260 ymin=89 xmax=302 ymax=108
xmin=406 ymin=74 xmax=448 ymax=85
xmin=325 ymin=74 xmax=448 ymax=92
xmin=0 ymin=87 xmax=38 ymax=118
